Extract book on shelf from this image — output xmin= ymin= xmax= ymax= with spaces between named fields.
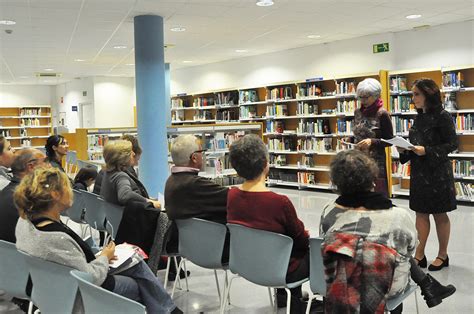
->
xmin=391 ymin=117 xmax=414 ymax=134
xmin=297 ymin=102 xmax=318 ymax=115
xmin=299 ymin=155 xmax=314 ymax=167
xmin=443 ymin=72 xmax=464 ymax=89
xmin=297 ymin=172 xmax=316 ymax=185
xmin=452 ymin=160 xmax=474 ymax=177
xmin=454 ymin=182 xmax=473 ymax=200
xmin=239 ymin=105 xmax=258 ymax=119
xmin=239 ymin=90 xmax=259 ymax=103
xmin=390 ymin=76 xmax=408 ymax=92
xmin=297 ymin=84 xmax=322 ymax=98
xmin=336 ymin=100 xmax=359 ymax=114
xmin=443 ymin=93 xmax=458 ymax=111
xmin=335 ymin=81 xmax=356 ymax=94
xmin=390 ymin=95 xmax=414 ymax=112
xmin=392 ymin=161 xmax=411 ymax=177
xmin=336 ymin=119 xmax=352 ymax=134
xmin=270 ymin=154 xmax=287 ymax=166
xmin=215 ymin=91 xmax=239 ymax=105
xmin=453 ymin=114 xmax=473 ymax=132
xmin=269 ymin=86 xmax=293 ymax=100
xmin=268 ymin=169 xmax=298 ymax=183
xmin=267 ymin=138 xmax=296 ymax=151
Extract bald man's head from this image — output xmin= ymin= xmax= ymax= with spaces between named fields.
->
xmin=11 ymin=148 xmax=48 ymax=177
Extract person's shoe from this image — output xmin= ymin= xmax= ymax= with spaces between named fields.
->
xmin=419 ymin=274 xmax=456 ymax=308
xmin=167 ymin=270 xmax=190 ymax=282
xmin=414 ymin=255 xmax=427 ymax=268
xmin=171 ymin=306 xmax=183 ymax=314
xmin=428 ymin=256 xmax=449 ymax=271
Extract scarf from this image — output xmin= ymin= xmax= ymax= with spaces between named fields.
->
xmin=360 ymin=98 xmax=383 ymax=117
xmin=335 ymin=191 xmax=392 ymax=209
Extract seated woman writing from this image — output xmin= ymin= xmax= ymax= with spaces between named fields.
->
xmin=320 ymin=150 xmax=455 ymax=313
xmin=14 ymin=167 xmax=182 ymax=314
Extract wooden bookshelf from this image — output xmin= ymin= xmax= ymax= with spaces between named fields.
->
xmin=0 ymin=106 xmax=52 ymax=149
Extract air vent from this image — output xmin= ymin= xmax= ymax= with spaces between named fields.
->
xmin=36 ymin=72 xmax=62 ymax=78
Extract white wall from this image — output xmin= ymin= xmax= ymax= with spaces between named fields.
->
xmin=0 ymin=85 xmax=54 ymax=107
xmin=170 ymin=20 xmax=473 ymax=94
xmin=93 ymin=77 xmax=135 ymax=128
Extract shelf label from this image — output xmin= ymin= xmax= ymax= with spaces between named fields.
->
xmin=72 ymin=106 xmax=78 ymax=112
xmin=177 ymin=93 xmax=187 ymax=97
xmin=305 ymin=77 xmax=324 ymax=82
xmin=373 ymin=42 xmax=389 ymax=53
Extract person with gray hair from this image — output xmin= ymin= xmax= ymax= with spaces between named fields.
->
xmin=352 ymin=77 xmax=394 ymax=196
xmin=0 ymin=148 xmax=48 ymax=243
xmin=164 ymin=134 xmax=229 ymax=260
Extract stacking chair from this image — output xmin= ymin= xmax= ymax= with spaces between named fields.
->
xmin=0 ymin=241 xmax=33 ymax=314
xmin=19 ymin=251 xmax=78 ymax=314
xmin=305 ymin=238 xmax=326 ymax=314
xmin=172 ymin=218 xmax=229 ymax=309
xmin=222 ymin=224 xmax=309 ymax=314
xmin=102 ymin=201 xmax=125 ymax=240
xmin=63 ymin=189 xmax=86 ymax=223
xmin=71 ymin=270 xmax=146 ymax=314
xmin=81 ymin=190 xmax=107 ymax=232
xmin=385 ymin=283 xmax=419 ymax=314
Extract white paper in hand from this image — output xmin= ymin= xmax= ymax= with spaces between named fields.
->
xmin=158 ymin=192 xmax=165 ymax=210
xmin=109 ymin=244 xmax=135 ymax=268
xmin=381 ymin=136 xmax=414 ymax=149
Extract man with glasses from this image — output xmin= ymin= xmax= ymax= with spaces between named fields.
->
xmin=164 ymin=134 xmax=229 ymax=261
xmin=0 ymin=148 xmax=48 ymax=243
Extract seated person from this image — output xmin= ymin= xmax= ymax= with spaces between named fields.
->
xmin=0 ymin=135 xmax=15 ymax=191
xmin=44 ymin=135 xmax=69 ymax=172
xmin=14 ymin=167 xmax=182 ymax=314
xmin=226 ymin=134 xmax=309 ymax=313
xmin=0 ymin=148 xmax=47 ymax=243
xmin=165 ymin=134 xmax=228 ymax=255
xmin=320 ymin=150 xmax=456 ymax=313
xmin=73 ymin=166 xmax=98 ymax=191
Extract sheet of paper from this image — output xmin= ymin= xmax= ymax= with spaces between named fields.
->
xmin=381 ymin=136 xmax=414 ymax=149
xmin=158 ymin=192 xmax=165 ymax=210
xmin=109 ymin=245 xmax=135 ymax=268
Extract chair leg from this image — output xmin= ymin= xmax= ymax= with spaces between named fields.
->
xmin=164 ymin=257 xmax=171 ymax=287
xmin=173 ymin=256 xmax=182 ymax=289
xmin=182 ymin=259 xmax=189 ymax=291
xmin=285 ymin=288 xmax=292 ymax=314
xmin=171 ymin=258 xmax=184 ymax=298
xmin=414 ymin=290 xmax=419 ymax=314
xmin=27 ymin=301 xmax=33 ymax=314
xmin=225 ymin=270 xmax=230 ymax=305
xmin=305 ymin=293 xmax=317 ymax=314
xmin=220 ymin=275 xmax=236 ymax=314
xmin=268 ymin=287 xmax=274 ymax=308
xmin=214 ymin=270 xmax=222 ymax=304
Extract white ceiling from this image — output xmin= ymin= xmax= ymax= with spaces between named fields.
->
xmin=0 ymin=0 xmax=472 ymax=85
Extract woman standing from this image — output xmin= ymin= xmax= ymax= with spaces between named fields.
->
xmin=353 ymin=78 xmax=394 ymax=196
xmin=399 ymin=78 xmax=457 ymax=271
xmin=44 ymin=135 xmax=69 ymax=172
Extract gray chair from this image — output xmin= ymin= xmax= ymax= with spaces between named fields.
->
xmin=70 ymin=270 xmax=146 ymax=314
xmin=222 ymin=224 xmax=309 ymax=314
xmin=305 ymin=237 xmax=326 ymax=314
xmin=102 ymin=201 xmax=124 ymax=240
xmin=385 ymin=282 xmax=419 ymax=314
xmin=19 ymin=251 xmax=78 ymax=314
xmin=0 ymin=240 xmax=33 ymax=314
xmin=172 ymin=218 xmax=229 ymax=309
xmin=81 ymin=190 xmax=107 ymax=232
xmin=63 ymin=189 xmax=86 ymax=223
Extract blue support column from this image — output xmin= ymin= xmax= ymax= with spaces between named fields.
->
xmin=165 ymin=63 xmax=171 ymax=126
xmin=134 ymin=15 xmax=167 ymax=197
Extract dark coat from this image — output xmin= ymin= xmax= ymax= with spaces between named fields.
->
xmin=400 ymin=110 xmax=458 ymax=213
xmin=0 ymin=177 xmax=20 ymax=242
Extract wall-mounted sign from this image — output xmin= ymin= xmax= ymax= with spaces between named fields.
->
xmin=373 ymin=43 xmax=389 ymax=53
xmin=306 ymin=77 xmax=324 ymax=82
xmin=72 ymin=106 xmax=78 ymax=112
xmin=83 ymin=91 xmax=87 ymax=97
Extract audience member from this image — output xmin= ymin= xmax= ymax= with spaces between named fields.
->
xmin=44 ymin=135 xmax=69 ymax=172
xmin=14 ymin=167 xmax=182 ymax=314
xmin=320 ymin=150 xmax=456 ymax=313
xmin=226 ymin=134 xmax=309 ymax=313
xmin=0 ymin=148 xmax=47 ymax=243
xmin=73 ymin=166 xmax=98 ymax=191
xmin=0 ymin=136 xmax=15 ymax=191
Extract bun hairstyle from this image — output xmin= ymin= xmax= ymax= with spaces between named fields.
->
xmin=45 ymin=135 xmax=66 ymax=159
xmin=14 ymin=167 xmax=71 ymax=219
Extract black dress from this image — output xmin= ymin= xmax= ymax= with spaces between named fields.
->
xmin=400 ymin=109 xmax=458 ymax=213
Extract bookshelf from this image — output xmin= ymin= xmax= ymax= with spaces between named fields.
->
xmin=0 ymin=106 xmax=52 ymax=149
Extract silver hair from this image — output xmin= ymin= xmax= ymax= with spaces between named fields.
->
xmin=356 ymin=78 xmax=382 ymax=98
xmin=171 ymin=134 xmax=200 ymax=166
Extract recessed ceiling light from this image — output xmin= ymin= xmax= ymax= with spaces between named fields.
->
xmin=256 ymin=0 xmax=274 ymax=6
xmin=125 ymin=63 xmax=135 ymax=66
xmin=182 ymin=60 xmax=193 ymax=63
xmin=113 ymin=45 xmax=127 ymax=49
xmin=307 ymin=35 xmax=321 ymax=39
xmin=43 ymin=68 xmax=54 ymax=71
xmin=235 ymin=49 xmax=248 ymax=53
xmin=19 ymin=76 xmax=29 ymax=79
xmin=74 ymin=59 xmax=85 ymax=62
xmin=170 ymin=27 xmax=186 ymax=32
xmin=0 ymin=20 xmax=16 ymax=25
xmin=406 ymin=14 xmax=422 ymax=19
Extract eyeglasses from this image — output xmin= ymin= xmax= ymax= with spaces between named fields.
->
xmin=357 ymin=95 xmax=372 ymax=100
xmin=27 ymin=156 xmax=47 ymax=165
xmin=189 ymin=149 xmax=206 ymax=159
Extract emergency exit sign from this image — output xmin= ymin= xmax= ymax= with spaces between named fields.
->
xmin=373 ymin=43 xmax=389 ymax=53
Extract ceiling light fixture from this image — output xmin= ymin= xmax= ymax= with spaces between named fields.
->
xmin=256 ymin=0 xmax=274 ymax=7
xmin=406 ymin=14 xmax=422 ymax=19
xmin=74 ymin=59 xmax=85 ymax=62
xmin=113 ymin=45 xmax=127 ymax=49
xmin=182 ymin=60 xmax=193 ymax=63
xmin=235 ymin=49 xmax=248 ymax=53
xmin=0 ymin=20 xmax=16 ymax=25
xmin=43 ymin=68 xmax=54 ymax=71
xmin=307 ymin=35 xmax=321 ymax=39
xmin=125 ymin=63 xmax=135 ymax=66
xmin=170 ymin=27 xmax=186 ymax=32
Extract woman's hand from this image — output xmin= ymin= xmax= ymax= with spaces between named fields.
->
xmin=357 ymin=139 xmax=372 ymax=149
xmin=148 ymin=199 xmax=161 ymax=209
xmin=100 ymin=241 xmax=117 ymax=263
xmin=410 ymin=145 xmax=426 ymax=156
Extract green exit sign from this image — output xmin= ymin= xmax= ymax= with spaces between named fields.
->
xmin=373 ymin=43 xmax=389 ymax=53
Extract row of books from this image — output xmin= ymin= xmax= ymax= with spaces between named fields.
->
xmin=297 ymin=84 xmax=322 ymax=98
xmin=268 ymin=169 xmax=298 ymax=183
xmin=453 ymin=114 xmax=474 ymax=132
xmin=0 ymin=129 xmax=11 ymax=137
xmin=193 ymin=111 xmax=214 ymax=121
xmin=216 ymin=110 xmax=238 ymax=122
xmin=19 ymin=139 xmax=32 ymax=147
xmin=390 ymin=76 xmax=408 ymax=92
xmin=239 ymin=106 xmax=259 ymax=119
xmin=265 ymin=120 xmax=286 ymax=133
xmin=193 ymin=97 xmax=215 ymax=107
xmin=297 ymin=172 xmax=316 ymax=185
xmin=300 ymin=155 xmax=315 ymax=167
xmin=239 ymin=90 xmax=259 ymax=103
xmin=267 ymin=138 xmax=296 ymax=151
xmin=213 ymin=176 xmax=244 ymax=187
xmin=215 ymin=91 xmax=239 ymax=105
xmin=443 ymin=72 xmax=465 ymax=88
xmin=297 ymin=138 xmax=332 ymax=152
xmin=206 ymin=155 xmax=232 ymax=173
xmin=20 ymin=108 xmax=45 ymax=116
xmin=268 ymin=87 xmax=293 ymax=100
xmin=266 ymin=104 xmax=288 ymax=117
xmin=336 ymin=100 xmax=359 ymax=114
xmin=270 ymin=154 xmax=287 ymax=166
xmin=87 ymin=134 xmax=110 ymax=149
xmin=88 ymin=152 xmax=103 ymax=161
xmin=297 ymin=120 xmax=331 ymax=134
xmin=392 ymin=161 xmax=411 ymax=177
xmin=297 ymin=102 xmax=318 ymax=115
xmin=392 ymin=117 xmax=414 ymax=134
xmin=202 ymin=132 xmax=244 ymax=150
xmin=171 ymin=98 xmax=191 ymax=108
xmin=390 ymin=95 xmax=414 ymax=112
xmin=455 ymin=182 xmax=473 ymax=201
xmin=20 ymin=118 xmax=42 ymax=127
xmin=335 ymin=81 xmax=356 ymax=95
xmin=452 ymin=160 xmax=473 ymax=177
xmin=336 ymin=119 xmax=352 ymax=134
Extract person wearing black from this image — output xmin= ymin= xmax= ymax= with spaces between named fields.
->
xmin=73 ymin=166 xmax=98 ymax=191
xmin=44 ymin=135 xmax=69 ymax=172
xmin=398 ymin=78 xmax=458 ymax=271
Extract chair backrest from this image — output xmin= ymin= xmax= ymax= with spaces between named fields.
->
xmin=70 ymin=270 xmax=146 ymax=314
xmin=309 ymin=237 xmax=326 ymax=296
xmin=0 ymin=240 xmax=30 ymax=299
xmin=63 ymin=189 xmax=86 ymax=223
xmin=103 ymin=201 xmax=124 ymax=239
xmin=19 ymin=251 xmax=78 ymax=314
xmin=176 ymin=218 xmax=227 ymax=269
xmin=81 ymin=190 xmax=107 ymax=231
xmin=227 ymin=223 xmax=293 ymax=287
